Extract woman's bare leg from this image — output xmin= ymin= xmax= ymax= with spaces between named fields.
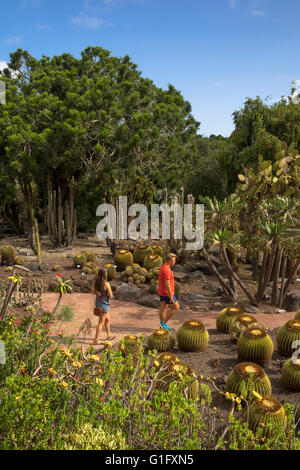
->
xmin=94 ymin=311 xmax=104 ymax=342
xmin=104 ymin=313 xmax=111 ymax=338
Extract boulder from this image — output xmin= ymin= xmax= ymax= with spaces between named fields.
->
xmin=138 ymin=294 xmax=160 ymax=309
xmin=115 ymin=282 xmax=141 ymax=302
xmin=173 ymin=272 xmax=189 ymax=283
xmin=180 ymin=293 xmax=207 ymax=303
xmin=18 ymin=248 xmax=34 ymax=256
xmin=283 ymin=293 xmax=300 ymax=312
xmin=188 ymin=271 xmax=206 ymax=280
xmin=27 ymin=262 xmax=50 ymax=272
xmin=172 ymin=264 xmax=185 ymax=273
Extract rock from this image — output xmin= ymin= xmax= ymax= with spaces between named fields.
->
xmin=241 ymin=304 xmax=260 ymax=314
xmin=262 ymin=286 xmax=272 ymax=301
xmin=196 ymin=261 xmax=214 ymax=276
xmin=188 ymin=271 xmax=206 ymax=280
xmin=172 ymin=264 xmax=185 ymax=273
xmin=18 ymin=248 xmax=34 ymax=256
xmin=274 ymin=308 xmax=286 ymax=314
xmin=138 ymin=294 xmax=160 ymax=309
xmin=192 ymin=305 xmax=209 ymax=311
xmin=180 ymin=293 xmax=207 ymax=303
xmin=283 ymin=293 xmax=300 ymax=312
xmin=173 ymin=272 xmax=189 ymax=283
xmin=27 ymin=262 xmax=50 ymax=272
xmin=77 ymin=233 xmax=88 ymax=239
xmin=115 ymin=282 xmax=141 ymax=302
xmin=203 ymin=284 xmax=223 ymax=296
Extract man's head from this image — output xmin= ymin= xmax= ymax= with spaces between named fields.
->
xmin=165 ymin=252 xmax=177 ymax=267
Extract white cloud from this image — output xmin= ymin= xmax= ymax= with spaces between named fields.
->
xmin=71 ymin=12 xmax=104 ymax=30
xmin=0 ymin=61 xmax=8 ymax=72
xmin=5 ymin=36 xmax=22 ymax=45
xmin=229 ymin=0 xmax=239 ymax=8
xmin=250 ymin=9 xmax=266 ymax=16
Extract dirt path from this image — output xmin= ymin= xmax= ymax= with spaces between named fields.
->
xmin=42 ymin=293 xmax=296 ymax=348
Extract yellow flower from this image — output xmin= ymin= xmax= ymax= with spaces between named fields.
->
xmin=154 ymin=360 xmax=160 ymax=367
xmin=252 ymin=391 xmax=262 ymax=400
xmin=213 ymin=377 xmax=216 ymax=380
xmin=206 ymin=377 xmax=211 ymax=381
xmin=63 ymin=351 xmax=73 ymax=359
xmin=71 ymin=361 xmax=81 ymax=368
xmin=199 ymin=374 xmax=204 ymax=379
xmin=60 ymin=381 xmax=68 ymax=389
xmin=259 ymin=422 xmax=265 ymax=427
xmin=178 ymin=373 xmax=183 ymax=381
xmin=96 ymin=378 xmax=104 ymax=386
xmin=235 ymin=397 xmax=241 ymax=404
xmin=48 ymin=368 xmax=57 ymax=375
xmin=140 ymin=370 xmax=145 ymax=377
xmin=90 ymin=355 xmax=100 ymax=362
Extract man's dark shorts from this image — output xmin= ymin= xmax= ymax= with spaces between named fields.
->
xmin=160 ymin=295 xmax=178 ymax=304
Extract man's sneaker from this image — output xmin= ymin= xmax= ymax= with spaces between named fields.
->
xmin=160 ymin=321 xmax=173 ymax=331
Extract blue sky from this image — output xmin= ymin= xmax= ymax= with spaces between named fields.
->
xmin=1 ymin=0 xmax=300 ymax=136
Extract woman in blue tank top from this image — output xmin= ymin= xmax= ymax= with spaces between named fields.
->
xmin=91 ymin=268 xmax=114 ymax=345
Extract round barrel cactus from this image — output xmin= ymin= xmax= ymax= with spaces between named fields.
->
xmin=229 ymin=314 xmax=260 ymax=343
xmin=276 ymin=319 xmax=300 ymax=357
xmin=114 ymin=249 xmax=133 ymax=271
xmin=176 ymin=320 xmax=209 ymax=352
xmin=133 ymin=244 xmax=153 ymax=264
xmin=280 ymin=357 xmax=300 ymax=391
xmin=84 ymin=250 xmax=96 ymax=263
xmin=132 ymin=263 xmax=142 ymax=274
xmin=156 ymin=361 xmax=199 ymax=399
xmin=119 ymin=334 xmax=142 ymax=362
xmin=147 ymin=329 xmax=175 ymax=352
xmin=151 ymin=244 xmax=164 ymax=257
xmin=295 ymin=310 xmax=300 ymax=321
xmin=149 ymin=279 xmax=158 ymax=295
xmin=105 ymin=263 xmax=116 ymax=280
xmin=216 ymin=307 xmax=244 ymax=333
xmin=237 ymin=326 xmax=274 ymax=364
xmin=73 ymin=253 xmax=87 ymax=268
xmin=1 ymin=245 xmax=16 ymax=266
xmin=144 ymin=254 xmax=163 ymax=270
xmin=156 ymin=352 xmax=180 ymax=367
xmin=84 ymin=262 xmax=98 ymax=274
xmin=248 ymin=396 xmax=286 ymax=436
xmin=226 ymin=362 xmax=272 ymax=400
xmin=15 ymin=256 xmax=24 ymax=266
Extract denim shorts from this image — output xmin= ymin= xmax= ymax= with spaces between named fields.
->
xmin=95 ymin=300 xmax=110 ymax=314
xmin=159 ymin=295 xmax=177 ymax=304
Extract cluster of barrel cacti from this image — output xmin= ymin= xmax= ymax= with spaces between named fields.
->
xmin=73 ymin=251 xmax=99 ymax=274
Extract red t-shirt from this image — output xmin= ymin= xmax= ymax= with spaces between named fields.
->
xmin=158 ymin=264 xmax=174 ymax=297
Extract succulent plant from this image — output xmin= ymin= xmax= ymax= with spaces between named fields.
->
xmin=119 ymin=334 xmax=142 ymax=362
xmin=133 ymin=273 xmax=140 ymax=281
xmin=1 ymin=245 xmax=16 ymax=266
xmin=132 ymin=263 xmax=142 ymax=274
xmin=84 ymin=251 xmax=96 ymax=263
xmin=216 ymin=307 xmax=244 ymax=333
xmin=276 ymin=320 xmax=300 ymax=357
xmin=229 ymin=314 xmax=261 ymax=343
xmin=156 ymin=361 xmax=199 ymax=399
xmin=105 ymin=263 xmax=116 ymax=281
xmin=295 ymin=310 xmax=300 ymax=321
xmin=134 ymin=279 xmax=141 ymax=286
xmin=176 ymin=320 xmax=209 ymax=352
xmin=114 ymin=249 xmax=133 ymax=271
xmin=149 ymin=279 xmax=158 ymax=295
xmin=156 ymin=352 xmax=180 ymax=366
xmin=247 ymin=395 xmax=286 ymax=436
xmin=133 ymin=244 xmax=153 ymax=264
xmin=140 ymin=275 xmax=146 ymax=284
xmin=144 ymin=254 xmax=163 ymax=270
xmin=82 ymin=266 xmax=93 ymax=274
xmin=237 ymin=326 xmax=274 ymax=364
xmin=73 ymin=253 xmax=87 ymax=268
xmin=127 ymin=276 xmax=133 ymax=283
xmin=125 ymin=266 xmax=134 ymax=277
xmin=52 ymin=265 xmax=62 ymax=271
xmin=296 ymin=404 xmax=300 ymax=428
xmin=140 ymin=267 xmax=148 ymax=278
xmin=121 ymin=271 xmax=129 ymax=282
xmin=84 ymin=262 xmax=98 ymax=274
xmin=174 ymin=280 xmax=180 ymax=299
xmin=226 ymin=362 xmax=272 ymax=400
xmin=15 ymin=256 xmax=24 ymax=266
xmin=280 ymin=357 xmax=300 ymax=391
xmin=147 ymin=329 xmax=175 ymax=352
xmin=151 ymin=267 xmax=161 ymax=279
xmin=151 ymin=244 xmax=164 ymax=257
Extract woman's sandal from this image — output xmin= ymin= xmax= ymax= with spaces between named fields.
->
xmin=106 ymin=335 xmax=115 ymax=341
xmin=91 ymin=340 xmax=101 ymax=345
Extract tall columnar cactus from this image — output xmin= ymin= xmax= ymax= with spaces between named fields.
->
xmin=226 ymin=362 xmax=272 ymax=400
xmin=229 ymin=314 xmax=261 ymax=343
xmin=216 ymin=307 xmax=244 ymax=333
xmin=276 ymin=320 xmax=300 ymax=357
xmin=237 ymin=326 xmax=274 ymax=364
xmin=147 ymin=329 xmax=175 ymax=352
xmin=47 ymin=176 xmax=77 ymax=247
xmin=176 ymin=320 xmax=209 ymax=352
xmin=280 ymin=357 xmax=300 ymax=391
xmin=247 ymin=396 xmax=286 ymax=436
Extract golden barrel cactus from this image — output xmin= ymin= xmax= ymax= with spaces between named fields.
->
xmin=176 ymin=320 xmax=209 ymax=352
xmin=280 ymin=357 xmax=300 ymax=391
xmin=229 ymin=314 xmax=260 ymax=343
xmin=114 ymin=249 xmax=133 ymax=271
xmin=276 ymin=320 xmax=300 ymax=357
xmin=144 ymin=254 xmax=163 ymax=270
xmin=226 ymin=362 xmax=272 ymax=400
xmin=147 ymin=329 xmax=175 ymax=352
xmin=133 ymin=244 xmax=153 ymax=264
xmin=248 ymin=396 xmax=286 ymax=437
xmin=237 ymin=326 xmax=274 ymax=364
xmin=216 ymin=307 xmax=244 ymax=333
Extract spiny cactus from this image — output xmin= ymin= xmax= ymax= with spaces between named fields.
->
xmin=151 ymin=244 xmax=164 ymax=257
xmin=1 ymin=245 xmax=16 ymax=266
xmin=156 ymin=352 xmax=180 ymax=366
xmin=52 ymin=265 xmax=62 ymax=272
xmin=114 ymin=249 xmax=133 ymax=271
xmin=176 ymin=320 xmax=209 ymax=352
xmin=226 ymin=362 xmax=272 ymax=400
xmin=276 ymin=320 xmax=300 ymax=357
xmin=147 ymin=329 xmax=175 ymax=352
xmin=83 ymin=266 xmax=94 ymax=274
xmin=156 ymin=361 xmax=199 ymax=399
xmin=229 ymin=314 xmax=261 ymax=343
xmin=144 ymin=254 xmax=163 ymax=270
xmin=105 ymin=264 xmax=116 ymax=281
xmin=84 ymin=251 xmax=96 ymax=263
xmin=132 ymin=263 xmax=142 ymax=274
xmin=119 ymin=334 xmax=142 ymax=362
xmin=84 ymin=262 xmax=98 ymax=274
xmin=15 ymin=256 xmax=24 ymax=266
xmin=247 ymin=396 xmax=286 ymax=436
xmin=133 ymin=244 xmax=153 ymax=264
xmin=295 ymin=310 xmax=300 ymax=321
xmin=149 ymin=279 xmax=158 ymax=295
xmin=216 ymin=307 xmax=244 ymax=333
xmin=280 ymin=357 xmax=300 ymax=391
xmin=237 ymin=326 xmax=274 ymax=364
xmin=73 ymin=253 xmax=87 ymax=268
xmin=125 ymin=266 xmax=134 ymax=276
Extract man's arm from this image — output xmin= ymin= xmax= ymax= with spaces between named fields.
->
xmin=164 ymin=278 xmax=174 ymax=302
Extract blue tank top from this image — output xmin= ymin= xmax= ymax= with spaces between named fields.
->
xmin=95 ymin=289 xmax=110 ymax=307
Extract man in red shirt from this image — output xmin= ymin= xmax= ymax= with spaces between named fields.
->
xmin=157 ymin=252 xmax=179 ymax=330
